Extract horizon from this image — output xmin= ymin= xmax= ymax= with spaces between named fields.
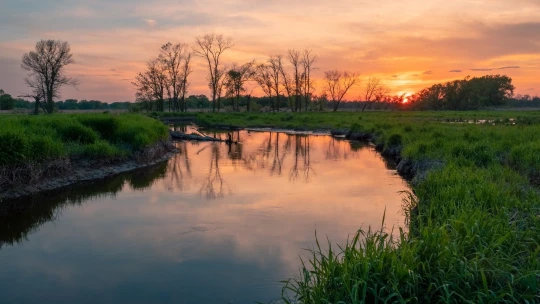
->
xmin=1 ymin=0 xmax=539 ymax=102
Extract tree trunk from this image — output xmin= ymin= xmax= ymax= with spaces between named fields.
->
xmin=34 ymin=97 xmax=40 ymax=115
xmin=46 ymin=92 xmax=54 ymax=114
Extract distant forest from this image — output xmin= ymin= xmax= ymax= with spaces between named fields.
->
xmin=1 ymin=87 xmax=539 ymax=112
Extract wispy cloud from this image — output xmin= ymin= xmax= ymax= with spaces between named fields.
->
xmin=449 ymin=69 xmax=462 ymax=72
xmin=144 ymin=19 xmax=157 ymax=27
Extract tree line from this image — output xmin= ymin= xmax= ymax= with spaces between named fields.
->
xmin=132 ymin=34 xmax=365 ymax=112
xmin=13 ymin=38 xmax=536 ymax=114
xmin=405 ymin=75 xmax=517 ymax=110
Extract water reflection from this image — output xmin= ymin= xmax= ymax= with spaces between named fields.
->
xmin=0 ymin=129 xmax=410 ymax=304
xmin=0 ymin=163 xmax=168 ymax=249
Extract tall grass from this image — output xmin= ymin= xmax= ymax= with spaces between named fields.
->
xmin=0 ymin=113 xmax=168 ymax=166
xmin=165 ymin=111 xmax=540 ymax=302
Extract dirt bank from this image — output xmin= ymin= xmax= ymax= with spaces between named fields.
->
xmin=0 ymin=140 xmax=177 ymax=206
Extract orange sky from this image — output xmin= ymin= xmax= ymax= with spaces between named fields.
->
xmin=1 ymin=0 xmax=539 ymax=102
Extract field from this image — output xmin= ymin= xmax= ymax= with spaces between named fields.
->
xmin=157 ymin=111 xmax=540 ymax=302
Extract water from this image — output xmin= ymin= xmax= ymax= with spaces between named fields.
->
xmin=0 ymin=127 xmax=410 ymax=304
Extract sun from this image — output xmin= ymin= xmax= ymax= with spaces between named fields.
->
xmin=398 ymin=91 xmax=413 ymax=103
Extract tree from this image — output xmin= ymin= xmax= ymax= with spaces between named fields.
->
xmin=194 ymin=34 xmax=234 ymax=112
xmin=268 ymin=55 xmax=284 ymax=112
xmin=179 ymin=52 xmax=193 ymax=112
xmin=215 ymin=66 xmax=227 ymax=112
xmin=21 ymin=40 xmax=78 ymax=114
xmin=132 ymin=59 xmax=167 ymax=112
xmin=361 ymin=77 xmax=388 ymax=111
xmin=324 ymin=70 xmax=360 ymax=111
xmin=301 ymin=49 xmax=317 ymax=111
xmin=254 ymin=64 xmax=274 ymax=111
xmin=278 ymin=57 xmax=295 ymax=111
xmin=224 ymin=61 xmax=255 ymax=112
xmin=0 ymin=90 xmax=15 ymax=110
xmin=287 ymin=49 xmax=301 ymax=112
xmin=159 ymin=42 xmax=189 ymax=112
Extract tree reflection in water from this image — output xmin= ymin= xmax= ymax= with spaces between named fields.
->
xmin=0 ymin=129 xmax=379 ymax=250
xmin=0 ymin=162 xmax=168 ymax=248
xmin=199 ymin=143 xmax=230 ymax=200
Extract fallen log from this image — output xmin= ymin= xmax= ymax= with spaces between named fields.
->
xmin=169 ymin=131 xmax=237 ymax=144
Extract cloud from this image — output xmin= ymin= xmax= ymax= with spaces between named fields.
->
xmin=470 ymin=66 xmax=521 ymax=72
xmin=144 ymin=19 xmax=157 ymax=27
xmin=498 ymin=66 xmax=520 ymax=70
xmin=391 ymin=75 xmax=398 ymax=78
xmin=449 ymin=70 xmax=462 ymax=72
xmin=423 ymin=71 xmax=433 ymax=75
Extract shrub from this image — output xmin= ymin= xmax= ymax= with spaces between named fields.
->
xmin=76 ymin=115 xmax=120 ymax=140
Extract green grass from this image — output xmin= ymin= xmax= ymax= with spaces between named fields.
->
xmin=0 ymin=113 xmax=169 ymax=166
xmin=155 ymin=111 xmax=540 ymax=302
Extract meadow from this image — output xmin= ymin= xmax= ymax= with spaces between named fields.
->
xmin=157 ymin=110 xmax=540 ymax=303
xmin=0 ymin=113 xmax=169 ymax=189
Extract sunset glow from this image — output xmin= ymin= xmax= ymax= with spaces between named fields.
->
xmin=1 ymin=0 xmax=539 ymax=102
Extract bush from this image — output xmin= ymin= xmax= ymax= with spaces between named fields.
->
xmin=76 ymin=115 xmax=120 ymax=140
xmin=56 ymin=122 xmax=99 ymax=144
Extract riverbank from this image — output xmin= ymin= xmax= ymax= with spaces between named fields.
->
xmin=159 ymin=111 xmax=540 ymax=302
xmin=0 ymin=113 xmax=172 ymax=205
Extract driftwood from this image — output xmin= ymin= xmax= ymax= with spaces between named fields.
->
xmin=169 ymin=131 xmax=237 ymax=144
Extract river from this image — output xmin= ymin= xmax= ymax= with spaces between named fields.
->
xmin=0 ymin=127 xmax=410 ymax=303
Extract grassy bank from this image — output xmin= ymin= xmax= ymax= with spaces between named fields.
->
xmin=160 ymin=111 xmax=540 ymax=302
xmin=0 ymin=113 xmax=169 ymax=189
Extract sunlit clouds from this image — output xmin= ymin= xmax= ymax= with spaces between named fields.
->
xmin=0 ymin=0 xmax=539 ymax=101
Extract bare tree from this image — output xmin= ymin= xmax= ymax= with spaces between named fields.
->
xmin=215 ymin=66 xmax=227 ymax=112
xmin=194 ymin=34 xmax=234 ymax=112
xmin=132 ymin=59 xmax=167 ymax=112
xmin=159 ymin=42 xmax=189 ymax=112
xmin=301 ymin=49 xmax=317 ymax=111
xmin=361 ymin=77 xmax=388 ymax=111
xmin=179 ymin=52 xmax=193 ymax=112
xmin=324 ymin=70 xmax=360 ymax=112
xmin=268 ymin=55 xmax=283 ymax=112
xmin=224 ymin=61 xmax=255 ymax=112
xmin=254 ymin=64 xmax=274 ymax=111
xmin=287 ymin=49 xmax=301 ymax=112
xmin=21 ymin=40 xmax=78 ymax=114
xmin=278 ymin=58 xmax=295 ymax=111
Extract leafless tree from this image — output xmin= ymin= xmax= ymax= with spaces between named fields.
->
xmin=179 ymin=52 xmax=193 ymax=112
xmin=361 ymin=77 xmax=388 ymax=111
xmin=254 ymin=64 xmax=274 ymax=111
xmin=215 ymin=66 xmax=227 ymax=112
xmin=324 ymin=70 xmax=360 ymax=112
xmin=224 ymin=61 xmax=255 ymax=112
xmin=159 ymin=42 xmax=189 ymax=112
xmin=301 ymin=49 xmax=317 ymax=111
xmin=132 ymin=59 xmax=167 ymax=111
xmin=268 ymin=55 xmax=283 ymax=112
xmin=193 ymin=34 xmax=234 ymax=112
xmin=278 ymin=58 xmax=295 ymax=111
xmin=288 ymin=49 xmax=301 ymax=112
xmin=21 ymin=40 xmax=78 ymax=114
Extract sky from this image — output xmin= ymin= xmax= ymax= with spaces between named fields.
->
xmin=0 ymin=0 xmax=539 ymax=102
